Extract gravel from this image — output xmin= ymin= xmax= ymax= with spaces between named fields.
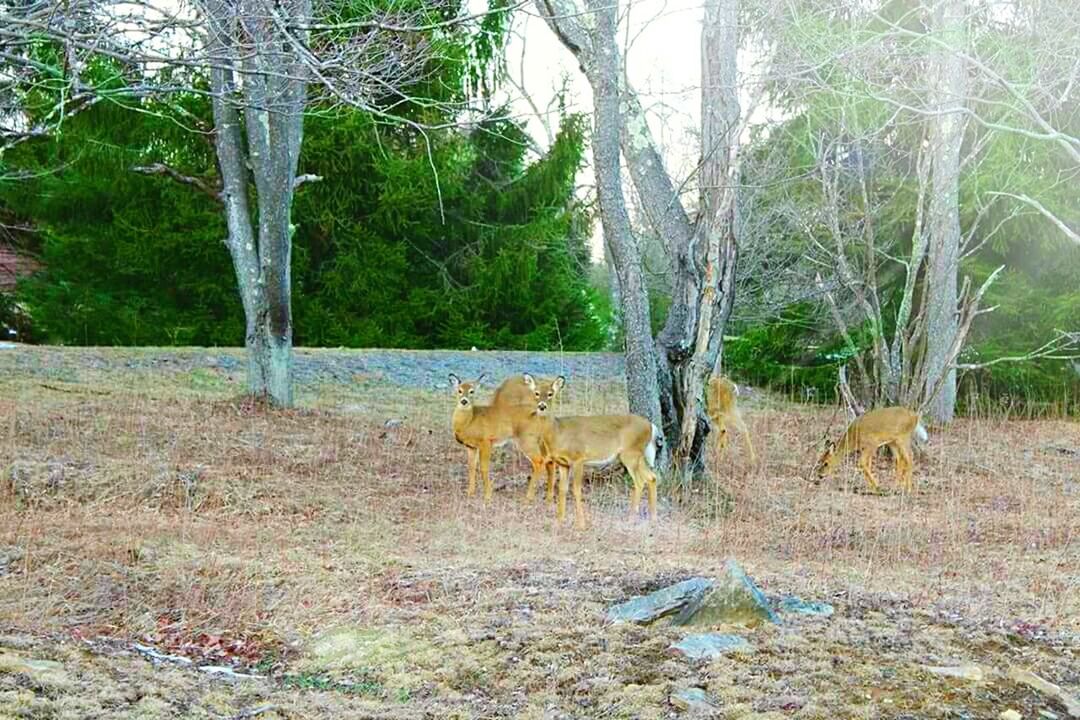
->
xmin=0 ymin=345 xmax=627 ymax=391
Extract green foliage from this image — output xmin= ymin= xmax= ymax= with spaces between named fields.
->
xmin=723 ymin=304 xmax=846 ymax=403
xmin=2 ymin=91 xmax=605 ymax=351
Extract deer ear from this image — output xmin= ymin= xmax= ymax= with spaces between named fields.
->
xmin=475 ymin=373 xmax=487 ymax=386
xmin=522 ymin=373 xmax=536 ymax=390
xmin=553 ymin=375 xmax=566 ymax=392
xmin=824 ymin=439 xmax=836 ymax=452
xmin=448 ymin=373 xmax=461 ymax=390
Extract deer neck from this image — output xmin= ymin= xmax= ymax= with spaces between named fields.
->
xmin=451 ymin=404 xmax=475 ymax=436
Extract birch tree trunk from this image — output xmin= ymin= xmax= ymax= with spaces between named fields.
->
xmin=924 ymin=0 xmax=967 ymax=424
xmin=205 ymin=0 xmax=309 ymax=406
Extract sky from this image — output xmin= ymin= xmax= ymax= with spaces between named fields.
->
xmin=486 ymin=0 xmax=779 ymax=261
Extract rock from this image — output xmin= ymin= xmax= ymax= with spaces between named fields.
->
xmin=0 ymin=651 xmax=71 ymax=689
xmin=923 ymin=664 xmax=986 ymax=682
xmin=384 ymin=418 xmax=404 ymax=428
xmin=1041 ymin=711 xmax=1061 ymax=720
xmin=671 ymin=560 xmax=778 ymax=627
xmin=777 ymin=595 xmax=834 ymax=617
xmin=606 ymin=577 xmax=713 ymax=625
xmin=199 ymin=665 xmax=262 ymax=680
xmin=1000 ymin=711 xmax=1022 ymax=720
xmin=671 ymin=687 xmax=722 ymax=715
xmin=669 ymin=633 xmax=754 ymax=660
xmin=1007 ymin=668 xmax=1080 ymax=718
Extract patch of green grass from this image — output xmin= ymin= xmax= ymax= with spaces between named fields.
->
xmin=282 ymin=672 xmax=383 ymax=697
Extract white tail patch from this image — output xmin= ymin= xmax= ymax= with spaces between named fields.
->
xmin=915 ymin=422 xmax=929 ymax=445
xmin=645 ymin=424 xmax=661 ymax=468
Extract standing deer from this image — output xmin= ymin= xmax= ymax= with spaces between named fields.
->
xmin=705 ymin=375 xmax=756 ymax=464
xmin=814 ymin=406 xmax=929 ymax=493
xmin=448 ymin=373 xmax=562 ymax=502
xmin=518 ymin=375 xmax=663 ymax=529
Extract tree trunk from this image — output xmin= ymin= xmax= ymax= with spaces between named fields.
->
xmin=205 ymin=0 xmax=308 ymax=406
xmin=587 ymin=0 xmax=662 ymax=428
xmin=656 ymin=0 xmax=740 ymax=477
xmin=924 ymin=0 xmax=967 ymax=424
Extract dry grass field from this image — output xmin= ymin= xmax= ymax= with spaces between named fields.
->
xmin=1 ymin=345 xmax=1078 ymax=719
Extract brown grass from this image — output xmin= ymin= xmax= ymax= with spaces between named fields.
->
xmin=1 ymin=346 xmax=1078 ymax=719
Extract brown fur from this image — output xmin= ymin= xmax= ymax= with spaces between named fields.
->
xmin=516 ymin=377 xmax=661 ymax=529
xmin=448 ymin=373 xmax=562 ymax=502
xmin=705 ymin=375 xmax=756 ymax=464
xmin=814 ymin=406 xmax=927 ymax=493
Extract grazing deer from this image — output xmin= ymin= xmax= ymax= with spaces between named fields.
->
xmin=448 ymin=373 xmax=562 ymax=502
xmin=705 ymin=375 xmax=756 ymax=464
xmin=814 ymin=406 xmax=929 ymax=493
xmin=520 ymin=376 xmax=663 ymax=528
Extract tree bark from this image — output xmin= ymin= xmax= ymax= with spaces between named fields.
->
xmin=534 ymin=0 xmax=741 ymax=473
xmin=204 ymin=0 xmax=308 ymax=406
xmin=586 ymin=0 xmax=662 ymax=428
xmin=656 ymin=0 xmax=740 ymax=477
xmin=924 ymin=0 xmax=967 ymax=424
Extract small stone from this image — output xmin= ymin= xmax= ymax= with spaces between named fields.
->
xmin=670 ymin=633 xmax=754 ymax=660
xmin=1000 ymin=711 xmax=1022 ymax=720
xmin=777 ymin=595 xmax=834 ymax=617
xmin=606 ymin=577 xmax=713 ymax=625
xmin=1041 ymin=711 xmax=1061 ymax=720
xmin=923 ymin=664 xmax=986 ymax=682
xmin=671 ymin=687 xmax=722 ymax=715
xmin=384 ymin=418 xmax=404 ymax=428
xmin=672 ymin=560 xmax=778 ymax=627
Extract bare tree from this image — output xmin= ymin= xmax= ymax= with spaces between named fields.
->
xmin=765 ymin=0 xmax=1080 ymax=420
xmin=534 ymin=0 xmax=748 ymax=478
xmin=1 ymin=0 xmax=501 ymax=405
xmin=923 ymin=0 xmax=967 ymax=425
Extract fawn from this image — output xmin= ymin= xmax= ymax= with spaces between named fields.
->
xmin=705 ymin=375 xmax=756 ymax=463
xmin=448 ymin=373 xmax=562 ymax=502
xmin=814 ymin=406 xmax=929 ymax=493
xmin=518 ymin=376 xmax=663 ymax=529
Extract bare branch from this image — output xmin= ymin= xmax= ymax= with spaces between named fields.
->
xmin=131 ymin=163 xmax=223 ymax=203
xmin=984 ymin=192 xmax=1080 ymax=247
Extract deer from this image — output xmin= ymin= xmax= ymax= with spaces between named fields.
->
xmin=518 ymin=375 xmax=663 ymax=529
xmin=705 ymin=375 xmax=756 ymax=464
xmin=447 ymin=373 xmax=563 ymax=502
xmin=813 ymin=406 xmax=929 ymax=493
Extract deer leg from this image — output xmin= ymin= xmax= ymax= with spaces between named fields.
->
xmin=545 ymin=461 xmax=556 ymax=504
xmin=732 ymin=410 xmax=756 ymax=464
xmin=633 ymin=455 xmax=659 ymax=521
xmin=466 ymin=447 xmax=478 ymax=497
xmin=623 ymin=453 xmax=644 ymax=520
xmin=897 ymin=440 xmax=915 ymax=493
xmin=572 ymin=460 xmax=587 ymax=529
xmin=858 ymin=447 xmax=880 ymax=493
xmin=479 ymin=442 xmax=493 ymax=502
xmin=556 ymin=464 xmax=570 ymax=522
xmin=524 ymin=456 xmax=544 ymax=502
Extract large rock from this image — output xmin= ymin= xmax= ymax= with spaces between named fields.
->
xmin=777 ymin=596 xmax=834 ymax=617
xmin=671 ymin=561 xmax=778 ymax=628
xmin=606 ymin=577 xmax=713 ymax=625
xmin=669 ymin=633 xmax=754 ymax=660
xmin=671 ymin=687 xmax=723 ymax=715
